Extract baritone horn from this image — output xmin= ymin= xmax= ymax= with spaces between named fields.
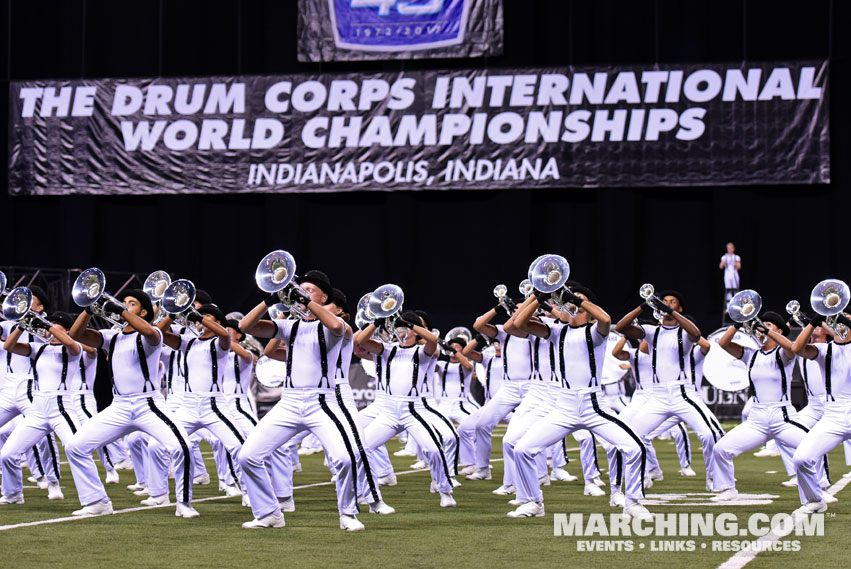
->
xmin=255 ymin=250 xmax=310 ymax=320
xmin=1 ymin=287 xmax=52 ymax=339
xmin=72 ymin=268 xmax=128 ymax=329
xmin=639 ymin=283 xmax=665 ymax=324
xmin=162 ymin=279 xmax=203 ymax=336
xmin=493 ymin=284 xmax=516 ymax=313
xmin=528 ymin=254 xmax=578 ymax=315
xmin=785 ymin=300 xmax=807 ymax=328
xmin=810 ymin=278 xmax=851 ymax=340
xmin=144 ymin=270 xmax=171 ymax=324
xmin=727 ymin=289 xmax=767 ymax=345
xmin=368 ymin=284 xmax=405 ymax=343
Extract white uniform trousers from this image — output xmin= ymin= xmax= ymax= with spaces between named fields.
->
xmin=619 ymin=391 xmax=663 ymax=475
xmin=474 ymin=381 xmax=530 ymax=469
xmin=331 ymin=383 xmax=382 ymax=504
xmin=420 ymin=397 xmax=459 ymax=477
xmin=439 ymin=397 xmax=479 ymax=468
xmin=65 ymin=392 xmax=194 ymax=504
xmin=777 ymin=400 xmax=830 ymax=484
xmin=148 ymin=393 xmax=245 ymax=497
xmin=793 ymin=399 xmax=851 ymax=503
xmin=649 ymin=417 xmax=692 ymax=469
xmin=626 ymin=383 xmax=721 ymax=486
xmin=511 ymin=390 xmax=645 ymax=503
xmin=191 ymin=428 xmax=231 ymax=484
xmin=502 ymin=383 xmax=553 ymax=487
xmin=572 ymin=429 xmax=603 ymax=482
xmin=126 ymin=430 xmax=150 ymax=485
xmin=358 ymin=397 xmax=393 ymax=478
xmin=239 ymin=389 xmax=358 ymax=520
xmin=71 ymin=391 xmax=129 ymax=472
xmin=0 ymin=377 xmax=60 ymax=483
xmin=1 ymin=393 xmax=103 ymax=505
xmin=363 ymin=396 xmax=453 ymax=494
xmin=714 ymin=402 xmax=824 ymax=505
xmin=165 ymin=394 xmax=208 ymax=485
xmin=226 ymin=394 xmax=293 ymax=500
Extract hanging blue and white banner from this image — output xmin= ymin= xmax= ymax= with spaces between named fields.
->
xmin=298 ymin=0 xmax=503 ymax=61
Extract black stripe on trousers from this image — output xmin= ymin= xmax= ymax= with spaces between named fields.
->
xmin=318 ymin=394 xmax=361 ymax=503
xmin=335 ymin=387 xmax=380 ymax=503
xmin=30 ymin=444 xmax=46 ymax=478
xmin=781 ymin=407 xmax=831 ymax=484
xmin=590 ymin=393 xmax=646 ymax=496
xmin=562 ymin=437 xmax=569 ymax=465
xmin=614 ymin=451 xmax=623 ymax=486
xmin=79 ymin=395 xmax=113 ymax=468
xmin=209 ymin=398 xmax=245 ymax=444
xmin=679 ymin=387 xmax=721 ymax=443
xmin=209 ymin=398 xmax=246 ymax=484
xmin=45 ymin=434 xmax=60 ymax=480
xmin=590 ymin=433 xmax=600 ymax=473
xmin=421 ymin=399 xmax=460 ymax=476
xmin=146 ymin=398 xmax=192 ymax=503
xmin=235 ymin=399 xmax=258 ymax=427
xmin=676 ymin=423 xmax=691 ymax=465
xmin=459 ymin=402 xmax=472 ymax=416
xmin=56 ymin=396 xmax=77 ymax=434
xmin=409 ymin=402 xmax=453 ymax=485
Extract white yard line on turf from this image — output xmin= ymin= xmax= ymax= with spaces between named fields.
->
xmin=0 ymin=459 xmax=505 ymax=532
xmin=716 ymin=475 xmax=851 ymax=569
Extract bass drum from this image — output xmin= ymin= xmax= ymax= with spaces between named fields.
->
xmin=254 ymin=355 xmax=287 ymax=388
xmin=703 ymin=326 xmax=760 ymax=392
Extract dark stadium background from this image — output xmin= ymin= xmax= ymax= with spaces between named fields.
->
xmin=1 ymin=0 xmax=847 ymax=339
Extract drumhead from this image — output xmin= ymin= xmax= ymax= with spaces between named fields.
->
xmin=703 ymin=326 xmax=759 ymax=392
xmin=254 ymin=355 xmax=286 ymax=388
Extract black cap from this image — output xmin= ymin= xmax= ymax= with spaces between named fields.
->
xmin=401 ymin=310 xmax=423 ymax=327
xmin=570 ymin=285 xmax=598 ymax=306
xmin=50 ymin=311 xmax=75 ymax=330
xmin=195 ymin=289 xmax=213 ymax=306
xmin=448 ymin=337 xmax=467 ymax=349
xmin=414 ymin=310 xmax=431 ymax=330
xmin=297 ymin=270 xmax=333 ymax=300
xmin=198 ymin=304 xmax=226 ymax=324
xmin=123 ymin=289 xmax=155 ymax=322
xmin=28 ymin=286 xmax=50 ymax=313
xmin=658 ymin=289 xmax=685 ymax=310
xmin=225 ymin=318 xmax=245 ymax=341
xmin=761 ymin=311 xmax=790 ymax=337
xmin=331 ymin=288 xmax=349 ymax=315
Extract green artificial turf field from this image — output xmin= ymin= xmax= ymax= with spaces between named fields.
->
xmin=0 ymin=423 xmax=848 ymax=569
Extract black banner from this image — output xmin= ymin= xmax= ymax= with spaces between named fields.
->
xmin=297 ymin=0 xmax=503 ymax=62
xmin=8 ymin=61 xmax=829 ymax=196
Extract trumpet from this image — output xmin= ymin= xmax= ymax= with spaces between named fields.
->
xmin=785 ymin=300 xmax=807 ymax=328
xmin=639 ymin=283 xmax=665 ymax=325
xmin=2 ymin=287 xmax=52 ymax=339
xmin=255 ymin=250 xmax=311 ymax=320
xmin=518 ymin=279 xmax=534 ymax=299
xmin=368 ymin=284 xmax=406 ymax=343
xmin=493 ymin=284 xmax=516 ymax=314
xmin=810 ymin=278 xmax=851 ymax=340
xmin=162 ymin=279 xmax=203 ymax=336
xmin=728 ymin=289 xmax=767 ymax=345
xmin=72 ymin=268 xmax=128 ymax=329
xmin=143 ymin=270 xmax=172 ymax=325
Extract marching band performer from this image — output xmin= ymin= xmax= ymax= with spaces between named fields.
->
xmin=434 ymin=336 xmax=476 ymax=475
xmin=507 ymin=286 xmax=652 ymax=520
xmin=711 ymin=312 xmax=828 ymax=510
xmin=0 ymin=311 xmax=106 ymax=512
xmin=790 ymin=309 xmax=851 ymax=512
xmin=238 ymin=270 xmax=367 ymax=530
xmin=615 ymin=290 xmax=720 ymax=490
xmin=65 ymin=289 xmax=196 ymax=517
xmin=356 ymin=310 xmax=457 ymax=507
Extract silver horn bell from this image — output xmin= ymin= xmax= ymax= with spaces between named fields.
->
xmin=254 ymin=250 xmax=310 ymax=320
xmin=810 ymin=278 xmax=851 ymax=340
xmin=162 ymin=279 xmax=203 ymax=336
xmin=727 ymin=289 xmax=767 ymax=345
xmin=72 ymin=268 xmax=128 ymax=329
xmin=2 ymin=287 xmax=53 ymax=339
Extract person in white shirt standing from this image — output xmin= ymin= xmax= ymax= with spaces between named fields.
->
xmin=238 ymin=270 xmax=367 ymax=531
xmin=0 ymin=310 xmax=106 ymax=513
xmin=720 ymin=242 xmax=741 ymax=304
xmin=65 ymin=289 xmax=196 ymax=518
